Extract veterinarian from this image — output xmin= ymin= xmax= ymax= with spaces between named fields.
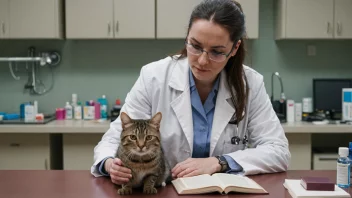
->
xmin=91 ymin=0 xmax=291 ymax=185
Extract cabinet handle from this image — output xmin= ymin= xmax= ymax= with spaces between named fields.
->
xmin=337 ymin=22 xmax=342 ymax=35
xmin=108 ymin=22 xmax=111 ymax=35
xmin=44 ymin=159 xmax=48 ymax=170
xmin=327 ymin=22 xmax=331 ymax=34
xmin=116 ymin=21 xmax=119 ymax=33
xmin=9 ymin=143 xmax=20 ymax=147
xmin=1 ymin=22 xmax=5 ymax=35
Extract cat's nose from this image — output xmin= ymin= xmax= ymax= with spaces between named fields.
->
xmin=138 ymin=145 xmax=144 ymax=150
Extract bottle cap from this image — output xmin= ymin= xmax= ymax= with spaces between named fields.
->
xmin=116 ymin=99 xmax=121 ymax=105
xmin=66 ymin=102 xmax=69 ymax=105
xmin=102 ymin=95 xmax=106 ymax=99
xmin=339 ymin=147 xmax=349 ymax=157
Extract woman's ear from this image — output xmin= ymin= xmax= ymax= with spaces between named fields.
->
xmin=231 ymin=40 xmax=242 ymax=57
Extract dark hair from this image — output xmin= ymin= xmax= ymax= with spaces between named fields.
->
xmin=175 ymin=0 xmax=249 ymax=123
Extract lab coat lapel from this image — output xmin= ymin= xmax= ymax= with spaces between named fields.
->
xmin=169 ymin=58 xmax=193 ymax=154
xmin=210 ymin=70 xmax=235 ymax=156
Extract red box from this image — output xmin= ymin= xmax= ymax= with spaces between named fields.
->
xmin=300 ymin=177 xmax=335 ymax=191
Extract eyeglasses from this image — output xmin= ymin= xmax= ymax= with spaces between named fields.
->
xmin=185 ymin=41 xmax=235 ymax=62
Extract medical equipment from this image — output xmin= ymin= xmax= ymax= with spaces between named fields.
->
xmin=271 ymin=72 xmax=286 ymax=123
xmin=0 ymin=47 xmax=61 ymax=95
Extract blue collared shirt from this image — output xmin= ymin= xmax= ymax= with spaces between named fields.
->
xmin=189 ymin=70 xmax=243 ymax=173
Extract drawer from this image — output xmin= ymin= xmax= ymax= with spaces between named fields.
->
xmin=0 ymin=134 xmax=50 ymax=170
xmin=313 ymin=153 xmax=339 ymax=170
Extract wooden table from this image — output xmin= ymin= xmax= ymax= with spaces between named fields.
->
xmin=0 ymin=170 xmax=351 ymax=198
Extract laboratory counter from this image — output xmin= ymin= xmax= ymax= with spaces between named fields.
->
xmin=0 ymin=120 xmax=350 ymax=171
xmin=0 ymin=120 xmax=351 ymax=133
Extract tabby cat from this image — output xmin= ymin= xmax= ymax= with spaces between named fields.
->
xmin=116 ymin=112 xmax=168 ymax=195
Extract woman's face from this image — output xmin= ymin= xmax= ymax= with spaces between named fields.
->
xmin=187 ymin=19 xmax=241 ymax=85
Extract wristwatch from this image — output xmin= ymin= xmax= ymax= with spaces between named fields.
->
xmin=215 ymin=155 xmax=229 ymax=172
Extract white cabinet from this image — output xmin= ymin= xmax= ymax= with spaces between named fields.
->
xmin=63 ymin=134 xmax=102 ymax=170
xmin=157 ymin=0 xmax=259 ymax=39
xmin=276 ymin=0 xmax=352 ymax=39
xmin=157 ymin=0 xmax=202 ymax=39
xmin=0 ymin=0 xmax=9 ymax=38
xmin=66 ymin=0 xmax=155 ymax=39
xmin=66 ymin=0 xmax=114 ymax=39
xmin=0 ymin=134 xmax=50 ymax=170
xmin=236 ymin=0 xmax=259 ymax=39
xmin=334 ymin=0 xmax=352 ymax=39
xmin=6 ymin=0 xmax=63 ymax=39
xmin=286 ymin=133 xmax=312 ymax=170
xmin=114 ymin=0 xmax=154 ymax=38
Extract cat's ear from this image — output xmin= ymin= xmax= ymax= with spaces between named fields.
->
xmin=120 ymin=112 xmax=132 ymax=129
xmin=150 ymin=112 xmax=162 ymax=128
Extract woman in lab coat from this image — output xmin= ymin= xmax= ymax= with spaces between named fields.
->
xmin=91 ymin=0 xmax=290 ymax=185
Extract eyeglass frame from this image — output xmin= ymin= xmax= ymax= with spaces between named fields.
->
xmin=184 ymin=40 xmax=237 ymax=62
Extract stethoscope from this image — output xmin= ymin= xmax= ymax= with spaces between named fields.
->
xmin=228 ymin=116 xmax=248 ymax=147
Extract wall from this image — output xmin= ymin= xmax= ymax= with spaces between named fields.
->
xmin=1 ymin=0 xmax=352 ymax=115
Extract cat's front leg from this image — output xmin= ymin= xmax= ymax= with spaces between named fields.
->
xmin=143 ymin=174 xmax=158 ymax=194
xmin=117 ymin=183 xmax=133 ymax=195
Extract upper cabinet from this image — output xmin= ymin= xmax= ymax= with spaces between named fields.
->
xmin=275 ymin=0 xmax=352 ymax=39
xmin=236 ymin=0 xmax=259 ymax=39
xmin=1 ymin=0 xmax=63 ymax=39
xmin=66 ymin=0 xmax=155 ymax=39
xmin=0 ymin=0 xmax=9 ymax=38
xmin=334 ymin=0 xmax=352 ymax=39
xmin=157 ymin=0 xmax=259 ymax=39
xmin=66 ymin=0 xmax=114 ymax=39
xmin=157 ymin=0 xmax=202 ymax=39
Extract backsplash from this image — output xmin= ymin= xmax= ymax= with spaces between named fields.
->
xmin=1 ymin=0 xmax=352 ymax=114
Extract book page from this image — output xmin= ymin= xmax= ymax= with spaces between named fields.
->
xmin=213 ymin=173 xmax=263 ymax=189
xmin=180 ymin=174 xmax=223 ymax=190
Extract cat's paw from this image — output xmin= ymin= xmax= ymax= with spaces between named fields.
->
xmin=117 ymin=187 xmax=133 ymax=195
xmin=143 ymin=187 xmax=157 ymax=194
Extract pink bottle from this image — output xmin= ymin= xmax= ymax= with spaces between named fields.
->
xmin=94 ymin=102 xmax=101 ymax=120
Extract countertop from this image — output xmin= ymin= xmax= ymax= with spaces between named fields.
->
xmin=0 ymin=120 xmax=351 ymax=133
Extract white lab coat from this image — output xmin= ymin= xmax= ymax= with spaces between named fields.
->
xmin=91 ymin=56 xmax=291 ymax=177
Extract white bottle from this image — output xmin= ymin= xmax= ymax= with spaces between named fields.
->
xmin=286 ymin=100 xmax=295 ymax=122
xmin=74 ymin=102 xmax=82 ymax=120
xmin=33 ymin=100 xmax=38 ymax=115
xmin=337 ymin=147 xmax=350 ymax=188
xmin=295 ymin=103 xmax=302 ymax=122
xmin=65 ymin=102 xmax=73 ymax=120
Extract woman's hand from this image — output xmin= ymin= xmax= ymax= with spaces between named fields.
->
xmin=171 ymin=157 xmax=221 ymax=178
xmin=104 ymin=158 xmax=132 ymax=185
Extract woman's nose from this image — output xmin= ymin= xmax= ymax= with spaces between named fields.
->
xmin=198 ymin=52 xmax=209 ymax=65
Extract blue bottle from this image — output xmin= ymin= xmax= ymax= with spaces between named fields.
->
xmin=337 ymin=147 xmax=350 ymax=188
xmin=349 ymin=142 xmax=352 ymax=178
xmin=98 ymin=95 xmax=108 ymax=120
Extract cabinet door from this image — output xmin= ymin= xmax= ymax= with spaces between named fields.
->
xmin=157 ymin=0 xmax=202 ymax=39
xmin=0 ymin=134 xmax=50 ymax=170
xmin=334 ymin=0 xmax=352 ymax=39
xmin=285 ymin=0 xmax=334 ymax=39
xmin=0 ymin=0 xmax=9 ymax=38
xmin=236 ymin=0 xmax=259 ymax=39
xmin=66 ymin=0 xmax=114 ymax=39
xmin=114 ymin=0 xmax=154 ymax=38
xmin=8 ymin=0 xmax=62 ymax=38
xmin=63 ymin=134 xmax=102 ymax=170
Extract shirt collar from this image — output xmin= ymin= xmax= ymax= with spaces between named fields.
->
xmin=189 ymin=69 xmax=220 ymax=94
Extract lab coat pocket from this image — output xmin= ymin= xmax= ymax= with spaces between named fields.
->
xmin=223 ymin=141 xmax=245 ymax=154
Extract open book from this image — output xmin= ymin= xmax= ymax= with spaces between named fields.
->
xmin=171 ymin=173 xmax=268 ymax=195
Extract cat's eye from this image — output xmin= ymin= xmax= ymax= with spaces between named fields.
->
xmin=146 ymin=135 xmax=153 ymax=141
xmin=130 ymin=135 xmax=137 ymax=140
